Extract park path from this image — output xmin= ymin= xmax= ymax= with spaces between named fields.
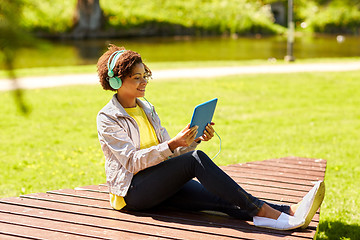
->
xmin=1 ymin=61 xmax=360 ymax=91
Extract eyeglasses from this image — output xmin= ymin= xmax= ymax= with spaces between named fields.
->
xmin=130 ymin=73 xmax=151 ymax=83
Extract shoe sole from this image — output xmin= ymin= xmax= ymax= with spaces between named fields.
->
xmin=301 ymin=181 xmax=325 ymax=229
xmin=253 ymin=214 xmax=305 ymax=231
xmin=257 ymin=222 xmax=305 ymax=231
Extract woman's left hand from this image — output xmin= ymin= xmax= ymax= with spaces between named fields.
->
xmin=195 ymin=122 xmax=215 ymax=142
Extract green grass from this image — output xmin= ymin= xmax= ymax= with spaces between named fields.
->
xmin=1 ymin=70 xmax=359 ymax=239
xmin=1 ymin=57 xmax=360 ymax=79
xmin=0 ymin=60 xmax=282 ymax=79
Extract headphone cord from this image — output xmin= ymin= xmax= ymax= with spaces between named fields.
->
xmin=142 ymin=97 xmax=155 ymax=121
xmin=211 ymin=130 xmax=222 ymax=160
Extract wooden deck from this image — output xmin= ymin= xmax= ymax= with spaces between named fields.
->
xmin=0 ymin=156 xmax=327 ymax=240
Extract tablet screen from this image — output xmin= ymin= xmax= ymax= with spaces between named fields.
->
xmin=189 ymin=98 xmax=218 ymax=139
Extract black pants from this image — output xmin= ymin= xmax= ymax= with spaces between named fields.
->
xmin=124 ymin=150 xmax=290 ymax=220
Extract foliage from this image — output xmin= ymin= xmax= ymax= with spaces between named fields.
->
xmin=100 ymin=0 xmax=283 ymax=35
xmin=10 ymin=0 xmax=360 ymax=35
xmin=21 ymin=0 xmax=77 ymax=33
xmin=315 ymin=0 xmax=360 ymax=6
xmin=306 ymin=2 xmax=360 ymax=34
xmin=1 ymin=67 xmax=360 ymax=238
xmin=293 ymin=0 xmax=360 ymax=34
xmin=20 ymin=0 xmax=283 ymax=35
xmin=256 ymin=0 xmax=360 ymax=34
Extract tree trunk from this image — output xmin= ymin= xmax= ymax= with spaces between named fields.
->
xmin=73 ymin=0 xmax=104 ymax=38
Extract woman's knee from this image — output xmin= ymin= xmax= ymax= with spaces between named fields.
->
xmin=192 ymin=150 xmax=207 ymax=158
xmin=192 ymin=150 xmax=210 ymax=159
xmin=173 ymin=150 xmax=212 ymax=171
xmin=191 ymin=150 xmax=212 ymax=164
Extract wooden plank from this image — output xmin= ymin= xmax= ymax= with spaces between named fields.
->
xmin=265 ymin=156 xmax=326 ymax=163
xmin=0 ymin=233 xmax=37 ymax=240
xmin=0 ymin=212 xmax=111 ymax=240
xmin=225 ymin=176 xmax=314 ymax=196
xmin=224 ymin=164 xmax=325 ymax=179
xmin=251 ymin=158 xmax=326 ymax=169
xmin=0 ymin=197 xmax=310 ymax=240
xmin=245 ymin=162 xmax=326 ymax=176
xmin=224 ymin=170 xmax=319 ymax=189
xmin=0 ymin=221 xmax=98 ymax=240
xmin=225 ymin=160 xmax=326 ymax=178
xmin=75 ymin=185 xmax=109 ymax=193
xmin=273 ymin=157 xmax=327 ymax=166
xmin=0 ymin=203 xmax=213 ymax=240
xmin=21 ymin=192 xmax=111 ymax=209
xmin=244 ymin=157 xmax=326 ymax=170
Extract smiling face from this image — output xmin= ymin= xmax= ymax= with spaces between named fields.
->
xmin=117 ymin=63 xmax=148 ymax=107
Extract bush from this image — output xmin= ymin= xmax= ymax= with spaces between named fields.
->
xmin=299 ymin=1 xmax=360 ymax=34
xmin=19 ymin=0 xmax=283 ymax=36
xmin=16 ymin=0 xmax=360 ymax=36
xmin=101 ymin=0 xmax=283 ymax=35
xmin=21 ymin=0 xmax=77 ymax=33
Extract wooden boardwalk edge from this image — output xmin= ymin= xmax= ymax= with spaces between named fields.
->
xmin=0 ymin=156 xmax=327 ymax=240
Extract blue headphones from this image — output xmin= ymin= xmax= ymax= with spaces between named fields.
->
xmin=107 ymin=50 xmax=127 ymax=89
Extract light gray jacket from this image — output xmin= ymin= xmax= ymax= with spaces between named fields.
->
xmin=97 ymin=94 xmax=199 ymax=196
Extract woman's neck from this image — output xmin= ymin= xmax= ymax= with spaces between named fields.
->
xmin=116 ymin=94 xmax=136 ymax=108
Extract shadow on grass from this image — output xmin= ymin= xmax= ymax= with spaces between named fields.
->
xmin=316 ymin=220 xmax=360 ymax=240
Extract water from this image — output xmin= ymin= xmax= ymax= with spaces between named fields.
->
xmin=5 ymin=34 xmax=360 ymax=69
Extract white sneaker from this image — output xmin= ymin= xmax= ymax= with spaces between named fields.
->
xmin=253 ymin=212 xmax=305 ymax=230
xmin=294 ymin=180 xmax=325 ymax=229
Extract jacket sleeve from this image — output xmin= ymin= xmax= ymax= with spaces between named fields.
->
xmin=173 ymin=141 xmax=199 ymax=157
xmin=97 ymin=113 xmax=173 ymax=174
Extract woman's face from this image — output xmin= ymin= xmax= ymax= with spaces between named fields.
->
xmin=119 ymin=63 xmax=148 ymax=99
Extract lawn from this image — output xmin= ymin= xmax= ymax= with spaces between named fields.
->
xmin=1 ymin=57 xmax=360 ymax=79
xmin=0 ymin=69 xmax=359 ymax=239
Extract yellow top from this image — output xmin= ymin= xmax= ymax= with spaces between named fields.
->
xmin=109 ymin=104 xmax=160 ymax=210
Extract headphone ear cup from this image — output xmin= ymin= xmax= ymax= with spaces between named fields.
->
xmin=108 ymin=70 xmax=114 ymax=77
xmin=109 ymin=77 xmax=122 ymax=89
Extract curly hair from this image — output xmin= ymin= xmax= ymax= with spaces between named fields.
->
xmin=97 ymin=44 xmax=152 ymax=91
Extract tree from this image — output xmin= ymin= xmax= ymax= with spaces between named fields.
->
xmin=72 ymin=0 xmax=104 ymax=38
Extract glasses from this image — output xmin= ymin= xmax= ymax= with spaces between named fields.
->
xmin=130 ymin=73 xmax=151 ymax=83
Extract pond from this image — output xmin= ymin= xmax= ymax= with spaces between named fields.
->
xmin=5 ymin=34 xmax=360 ymax=69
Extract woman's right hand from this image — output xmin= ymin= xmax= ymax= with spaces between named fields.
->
xmin=168 ymin=124 xmax=198 ymax=152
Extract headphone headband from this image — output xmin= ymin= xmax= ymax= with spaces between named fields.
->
xmin=107 ymin=50 xmax=127 ymax=89
xmin=107 ymin=50 xmax=127 ymax=73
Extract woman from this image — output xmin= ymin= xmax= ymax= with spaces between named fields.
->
xmin=96 ymin=44 xmax=325 ymax=230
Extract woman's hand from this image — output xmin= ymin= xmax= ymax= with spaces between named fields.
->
xmin=195 ymin=122 xmax=215 ymax=142
xmin=168 ymin=124 xmax=198 ymax=151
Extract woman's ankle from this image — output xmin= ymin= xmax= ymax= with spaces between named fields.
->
xmin=256 ymin=203 xmax=281 ymax=220
xmin=289 ymin=202 xmax=300 ymax=216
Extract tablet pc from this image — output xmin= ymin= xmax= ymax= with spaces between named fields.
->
xmin=190 ymin=98 xmax=218 ymax=139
